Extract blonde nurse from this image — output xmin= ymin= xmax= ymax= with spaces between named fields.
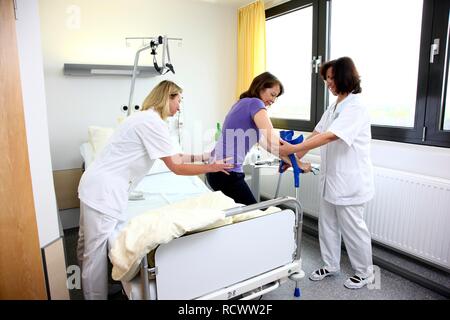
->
xmin=77 ymin=80 xmax=233 ymax=299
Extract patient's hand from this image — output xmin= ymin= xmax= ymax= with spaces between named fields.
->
xmin=280 ymin=162 xmax=291 ymax=173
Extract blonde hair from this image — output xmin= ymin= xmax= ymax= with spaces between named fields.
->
xmin=142 ymin=80 xmax=182 ymax=119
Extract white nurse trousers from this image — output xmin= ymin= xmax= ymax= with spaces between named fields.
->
xmin=318 ymin=198 xmax=373 ymax=278
xmin=77 ymin=202 xmax=119 ymax=300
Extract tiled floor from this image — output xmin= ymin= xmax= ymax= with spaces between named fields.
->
xmin=262 ymin=233 xmax=446 ymax=300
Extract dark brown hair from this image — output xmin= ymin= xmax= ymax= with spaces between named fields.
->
xmin=239 ymin=72 xmax=284 ymax=99
xmin=320 ymin=57 xmax=362 ymax=94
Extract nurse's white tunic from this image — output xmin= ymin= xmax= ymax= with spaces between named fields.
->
xmin=78 ymin=109 xmax=175 ymax=221
xmin=315 ymin=93 xmax=374 ymax=206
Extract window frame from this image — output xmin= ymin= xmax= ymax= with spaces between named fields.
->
xmin=265 ymin=0 xmax=450 ymax=148
xmin=423 ymin=0 xmax=450 ymax=147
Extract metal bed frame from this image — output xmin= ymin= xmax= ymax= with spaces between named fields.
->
xmin=137 ymin=195 xmax=304 ymax=300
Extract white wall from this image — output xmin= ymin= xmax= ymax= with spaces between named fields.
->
xmin=39 ymin=0 xmax=238 ymax=170
xmin=15 ymin=0 xmax=60 ymax=247
xmin=371 ymin=140 xmax=450 ymax=181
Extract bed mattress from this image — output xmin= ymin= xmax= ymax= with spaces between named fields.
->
xmin=108 ymin=172 xmax=210 ymax=248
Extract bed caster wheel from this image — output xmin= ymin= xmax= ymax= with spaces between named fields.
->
xmin=289 ymin=270 xmax=305 ymax=281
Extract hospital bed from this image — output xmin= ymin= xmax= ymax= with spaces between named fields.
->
xmin=80 ymin=141 xmax=305 ymax=300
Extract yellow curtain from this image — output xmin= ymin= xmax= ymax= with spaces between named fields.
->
xmin=236 ymin=0 xmax=266 ymax=99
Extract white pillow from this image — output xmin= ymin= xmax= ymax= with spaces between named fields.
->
xmin=88 ymin=126 xmax=114 ymax=154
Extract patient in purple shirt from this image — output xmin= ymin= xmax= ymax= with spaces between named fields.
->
xmin=212 ymin=97 xmax=265 ymax=173
xmin=207 ymin=72 xmax=295 ymax=205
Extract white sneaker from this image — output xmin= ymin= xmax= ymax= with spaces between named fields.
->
xmin=344 ymin=274 xmax=375 ymax=289
xmin=309 ymin=268 xmax=338 ymax=281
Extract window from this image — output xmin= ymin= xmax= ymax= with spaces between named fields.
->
xmin=266 ymin=0 xmax=328 ymax=132
xmin=266 ymin=0 xmax=450 ymax=147
xmin=266 ymin=6 xmax=313 ymax=121
xmin=330 ymin=0 xmax=422 ymax=128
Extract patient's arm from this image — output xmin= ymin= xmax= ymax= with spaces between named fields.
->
xmin=253 ymin=109 xmax=311 ymax=172
xmin=280 ymin=131 xmax=338 ymax=157
xmin=253 ymin=109 xmax=281 ymax=156
xmin=294 ymin=130 xmax=320 ymax=160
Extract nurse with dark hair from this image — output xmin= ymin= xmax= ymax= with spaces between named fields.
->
xmin=280 ymin=57 xmax=375 ymax=289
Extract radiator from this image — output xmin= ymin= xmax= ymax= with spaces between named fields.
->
xmin=259 ymin=166 xmax=450 ymax=270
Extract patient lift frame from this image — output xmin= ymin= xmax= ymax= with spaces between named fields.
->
xmin=127 ymin=35 xmax=182 ymax=116
xmin=138 ymin=196 xmax=304 ymax=300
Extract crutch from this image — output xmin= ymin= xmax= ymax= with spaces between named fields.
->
xmin=278 ymin=130 xmax=305 ymax=298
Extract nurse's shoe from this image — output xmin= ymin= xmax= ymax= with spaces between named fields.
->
xmin=344 ymin=274 xmax=375 ymax=289
xmin=309 ymin=268 xmax=338 ymax=281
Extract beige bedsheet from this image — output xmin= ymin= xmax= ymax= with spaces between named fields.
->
xmin=109 ymin=191 xmax=280 ymax=281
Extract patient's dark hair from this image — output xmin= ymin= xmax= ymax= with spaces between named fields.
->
xmin=240 ymin=72 xmax=284 ymax=99
xmin=320 ymin=57 xmax=362 ymax=94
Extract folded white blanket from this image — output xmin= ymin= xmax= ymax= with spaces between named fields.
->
xmin=110 ymin=191 xmax=280 ymax=281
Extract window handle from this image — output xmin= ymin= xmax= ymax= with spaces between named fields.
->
xmin=312 ymin=56 xmax=322 ymax=74
xmin=430 ymin=38 xmax=440 ymax=63
xmin=13 ymin=0 xmax=18 ymax=20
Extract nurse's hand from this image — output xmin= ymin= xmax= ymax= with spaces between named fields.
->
xmin=279 ymin=139 xmax=297 ymax=157
xmin=209 ymin=157 xmax=234 ymax=175
xmin=298 ymin=161 xmax=312 ymax=173
xmin=295 ymin=150 xmax=308 ymax=160
xmin=280 ymin=155 xmax=311 ymax=173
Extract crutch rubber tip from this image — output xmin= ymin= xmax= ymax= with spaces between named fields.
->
xmin=294 ymin=287 xmax=301 ymax=297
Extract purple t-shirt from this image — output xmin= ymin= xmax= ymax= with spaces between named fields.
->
xmin=212 ymin=98 xmax=266 ymax=173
